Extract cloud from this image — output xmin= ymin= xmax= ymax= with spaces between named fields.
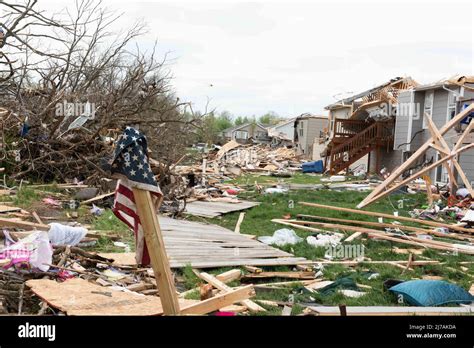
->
xmin=44 ymin=0 xmax=474 ymax=117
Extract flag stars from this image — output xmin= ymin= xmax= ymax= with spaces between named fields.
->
xmin=124 ymin=161 xmax=131 ymax=167
xmin=132 ymin=154 xmax=139 ymax=161
xmin=130 ymin=169 xmax=136 ymax=176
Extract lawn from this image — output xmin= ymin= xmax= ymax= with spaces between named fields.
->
xmin=8 ymin=176 xmax=474 ymax=315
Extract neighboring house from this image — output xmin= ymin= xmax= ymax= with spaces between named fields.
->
xmin=394 ymin=75 xmax=474 ymax=185
xmin=294 ymin=113 xmax=329 ymax=158
xmin=323 ymin=77 xmax=418 ymax=174
xmin=267 ymin=117 xmax=297 ymax=147
xmin=220 ymin=122 xmax=270 ymax=144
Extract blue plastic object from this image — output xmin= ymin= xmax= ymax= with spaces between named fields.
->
xmin=302 ymin=160 xmax=324 ymax=173
xmin=389 ymin=280 xmax=474 ymax=306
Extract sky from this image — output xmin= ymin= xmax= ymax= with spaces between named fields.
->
xmin=43 ymin=0 xmax=473 ymax=118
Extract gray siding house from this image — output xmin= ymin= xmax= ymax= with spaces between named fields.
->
xmin=220 ymin=122 xmax=270 ymax=144
xmin=394 ymin=76 xmax=474 ymax=185
xmin=294 ymin=114 xmax=328 ymax=158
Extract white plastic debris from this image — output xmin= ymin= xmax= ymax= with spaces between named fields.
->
xmin=0 ymin=231 xmax=52 ymax=272
xmin=264 ymin=186 xmax=289 ymax=194
xmin=339 ymin=289 xmax=366 ymax=298
xmin=48 ymin=223 xmax=88 ymax=246
xmin=258 ymin=229 xmax=302 ymax=246
xmin=368 ymin=273 xmax=380 ymax=280
xmin=90 ymin=204 xmax=104 ymax=216
xmin=113 ymin=241 xmax=131 ymax=252
xmin=306 ymin=234 xmax=342 ymax=248
xmin=329 ymin=175 xmax=346 ymax=182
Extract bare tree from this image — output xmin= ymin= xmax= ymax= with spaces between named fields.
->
xmin=0 ymin=0 xmax=203 ymax=189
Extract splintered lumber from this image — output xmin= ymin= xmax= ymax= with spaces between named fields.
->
xmin=179 ymin=269 xmax=242 ymax=298
xmin=195 ymin=271 xmax=265 ymax=312
xmin=184 ymin=200 xmax=259 ymax=218
xmin=299 ymin=202 xmax=474 ymax=234
xmin=312 ymin=260 xmax=439 ymax=266
xmin=306 ymin=306 xmax=473 ymax=316
xmin=344 ymin=232 xmax=363 ymax=242
xmin=0 ymin=218 xmax=49 ymax=231
xmin=132 ymin=188 xmax=180 ymax=315
xmin=242 ymin=271 xmax=315 ymax=280
xmin=0 ymin=205 xmax=22 ymax=214
xmin=275 ymin=219 xmax=474 ymax=255
xmin=82 ymin=191 xmax=115 ymax=205
xmin=216 ymin=140 xmax=241 ymax=160
xmin=244 ymin=265 xmax=262 ymax=273
xmin=296 ymin=214 xmax=473 ymax=242
xmin=358 ymin=103 xmax=474 ymax=208
xmin=234 ymin=212 xmax=245 ymax=233
xmin=180 ymin=285 xmax=255 ymax=315
xmin=215 ymin=269 xmax=242 ymax=283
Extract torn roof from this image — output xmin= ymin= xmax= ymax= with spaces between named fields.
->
xmin=325 ymin=77 xmax=417 ymax=110
xmin=414 ymin=75 xmax=474 ymax=91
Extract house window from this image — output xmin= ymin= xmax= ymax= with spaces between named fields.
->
xmin=447 ymin=92 xmax=457 ymax=121
xmin=234 ymin=130 xmax=248 ymax=140
xmin=422 ymin=91 xmax=434 ymax=130
xmin=298 ymin=121 xmax=304 ymax=137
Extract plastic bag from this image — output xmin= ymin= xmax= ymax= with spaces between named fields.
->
xmin=0 ymin=231 xmax=52 ymax=272
xmin=259 ymin=229 xmax=302 ymax=246
xmin=48 ymin=223 xmax=88 ymax=246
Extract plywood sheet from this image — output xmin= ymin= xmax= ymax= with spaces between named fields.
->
xmin=26 ymin=278 xmax=197 ymax=316
xmin=184 ymin=200 xmax=260 ymax=218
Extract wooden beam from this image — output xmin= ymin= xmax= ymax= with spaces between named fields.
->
xmin=0 ymin=218 xmax=49 ymax=231
xmin=358 ymin=103 xmax=474 ymax=208
xmin=195 ymin=271 xmax=265 ymax=312
xmin=132 ymin=188 xmax=180 ymax=315
xmin=356 ymin=143 xmax=474 ymax=207
xmin=423 ymin=113 xmax=457 ymax=191
xmin=234 ymin=212 xmax=245 ymax=234
xmin=180 ymin=285 xmax=255 ymax=315
xmin=296 ymin=214 xmax=473 ymax=242
xmin=299 ymin=202 xmax=474 ymax=234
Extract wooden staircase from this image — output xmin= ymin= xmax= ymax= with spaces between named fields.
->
xmin=327 ymin=119 xmax=395 ymax=174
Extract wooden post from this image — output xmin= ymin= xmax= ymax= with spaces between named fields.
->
xmin=132 ymin=188 xmax=180 ymax=315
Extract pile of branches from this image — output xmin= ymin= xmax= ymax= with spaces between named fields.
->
xmin=0 ymin=0 xmax=201 ymax=186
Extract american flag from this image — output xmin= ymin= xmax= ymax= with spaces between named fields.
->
xmin=110 ymin=126 xmax=162 ymax=265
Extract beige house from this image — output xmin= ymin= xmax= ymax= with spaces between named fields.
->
xmin=294 ymin=114 xmax=329 ymax=158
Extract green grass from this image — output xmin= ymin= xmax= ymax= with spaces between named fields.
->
xmin=185 ymin=182 xmax=474 ymax=313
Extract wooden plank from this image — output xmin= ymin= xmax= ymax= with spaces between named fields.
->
xmin=180 ymin=285 xmax=255 ymax=315
xmin=195 ymin=271 xmax=265 ymax=312
xmin=132 ymin=188 xmax=180 ymax=315
xmin=296 ymin=214 xmax=473 ymax=242
xmin=216 ymin=269 xmax=242 ymax=283
xmin=242 ymin=271 xmax=315 ymax=280
xmin=299 ymin=202 xmax=474 ymax=234
xmin=185 ymin=200 xmax=259 ymax=218
xmin=234 ymin=212 xmax=245 ymax=233
xmin=82 ymin=192 xmax=115 ymax=205
xmin=0 ymin=205 xmax=21 ymax=214
xmin=0 ymin=217 xmax=49 ymax=230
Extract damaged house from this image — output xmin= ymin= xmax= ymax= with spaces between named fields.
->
xmin=293 ymin=113 xmax=329 ymax=159
xmin=220 ymin=122 xmax=270 ymax=144
xmin=323 ymin=77 xmax=418 ymax=174
xmin=394 ymin=75 xmax=474 ymax=185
